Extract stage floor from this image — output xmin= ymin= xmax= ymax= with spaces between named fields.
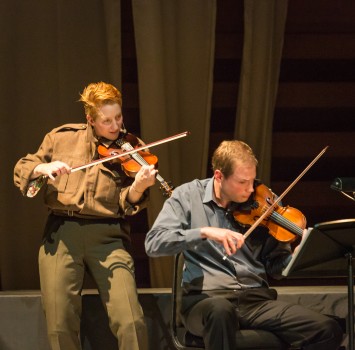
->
xmin=0 ymin=286 xmax=350 ymax=350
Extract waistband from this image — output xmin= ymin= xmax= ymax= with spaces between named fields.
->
xmin=50 ymin=209 xmax=120 ymax=221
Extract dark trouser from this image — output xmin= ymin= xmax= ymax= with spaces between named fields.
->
xmin=39 ymin=214 xmax=148 ymax=350
xmin=182 ymin=288 xmax=343 ymax=350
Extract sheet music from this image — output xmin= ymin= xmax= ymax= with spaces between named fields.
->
xmin=282 ymin=227 xmax=312 ymax=277
xmin=281 ymin=219 xmax=355 ymax=279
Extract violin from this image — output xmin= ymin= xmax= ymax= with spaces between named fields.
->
xmin=26 ymin=131 xmax=189 ymax=198
xmin=97 ymin=132 xmax=174 ymax=197
xmin=233 ymin=184 xmax=306 ymax=243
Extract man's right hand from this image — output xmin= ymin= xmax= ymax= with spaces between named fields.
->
xmin=200 ymin=227 xmax=245 ymax=256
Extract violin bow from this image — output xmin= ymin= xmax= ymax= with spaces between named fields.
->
xmin=26 ymin=131 xmax=190 ymax=197
xmin=243 ymin=145 xmax=329 ymax=240
xmin=71 ymin=131 xmax=190 ymax=173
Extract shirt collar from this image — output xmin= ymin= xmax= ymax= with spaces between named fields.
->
xmin=203 ymin=177 xmax=215 ymax=204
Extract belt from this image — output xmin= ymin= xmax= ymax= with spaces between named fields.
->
xmin=51 ymin=209 xmax=118 ymax=221
xmin=52 ymin=209 xmax=77 ymax=217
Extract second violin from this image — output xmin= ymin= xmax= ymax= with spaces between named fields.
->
xmin=233 ymin=183 xmax=306 ymax=243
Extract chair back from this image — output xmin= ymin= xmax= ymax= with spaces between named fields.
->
xmin=171 ymin=252 xmax=204 ymax=349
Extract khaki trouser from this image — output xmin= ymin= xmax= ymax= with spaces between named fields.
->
xmin=38 ymin=214 xmax=148 ymax=350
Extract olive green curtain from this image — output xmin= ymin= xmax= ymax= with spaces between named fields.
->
xmin=0 ymin=0 xmax=121 ymax=290
xmin=132 ymin=0 xmax=217 ymax=287
xmin=235 ymin=0 xmax=288 ymax=186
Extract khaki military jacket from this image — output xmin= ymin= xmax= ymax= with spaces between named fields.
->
xmin=14 ymin=123 xmax=148 ymax=219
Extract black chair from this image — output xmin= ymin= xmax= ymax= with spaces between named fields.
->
xmin=170 ymin=252 xmax=288 ymax=350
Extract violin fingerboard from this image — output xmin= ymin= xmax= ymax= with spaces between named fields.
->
xmin=116 ymin=139 xmax=134 ymax=151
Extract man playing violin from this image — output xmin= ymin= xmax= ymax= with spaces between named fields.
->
xmin=14 ymin=82 xmax=156 ymax=350
xmin=145 ymin=140 xmax=343 ymax=350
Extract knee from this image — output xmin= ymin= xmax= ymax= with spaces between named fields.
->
xmin=203 ymin=298 xmax=237 ymax=326
xmin=323 ymin=317 xmax=344 ymax=346
xmin=110 ymin=315 xmax=146 ymax=337
xmin=310 ymin=316 xmax=344 ymax=349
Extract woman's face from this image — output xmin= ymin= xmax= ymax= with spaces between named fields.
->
xmin=87 ymin=103 xmax=123 ymax=141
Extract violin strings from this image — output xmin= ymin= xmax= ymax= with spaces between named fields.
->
xmin=260 ymin=204 xmax=303 ymax=236
xmin=270 ymin=211 xmax=303 ymax=236
xmin=121 ymin=142 xmax=171 ymax=192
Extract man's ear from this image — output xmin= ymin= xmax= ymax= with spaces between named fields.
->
xmin=86 ymin=115 xmax=94 ymax=126
xmin=214 ymin=169 xmax=223 ymax=182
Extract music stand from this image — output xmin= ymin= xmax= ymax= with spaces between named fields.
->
xmin=282 ymin=218 xmax=355 ymax=350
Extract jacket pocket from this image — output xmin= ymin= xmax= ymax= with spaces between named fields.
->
xmin=93 ymin=167 xmax=123 ymax=204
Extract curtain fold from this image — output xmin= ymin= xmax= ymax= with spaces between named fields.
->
xmin=132 ymin=0 xmax=216 ymax=287
xmin=103 ymin=0 xmax=122 ymax=88
xmin=235 ymin=0 xmax=288 ymax=185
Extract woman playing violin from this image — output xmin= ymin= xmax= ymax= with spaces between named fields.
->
xmin=14 ymin=82 xmax=154 ymax=350
xmin=145 ymin=140 xmax=343 ymax=350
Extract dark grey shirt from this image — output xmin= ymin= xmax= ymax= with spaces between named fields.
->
xmin=145 ymin=178 xmax=292 ymax=293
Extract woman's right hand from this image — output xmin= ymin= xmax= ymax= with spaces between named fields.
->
xmin=32 ymin=161 xmax=72 ymax=180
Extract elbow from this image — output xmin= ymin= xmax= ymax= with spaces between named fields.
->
xmin=144 ymin=238 xmax=169 ymax=258
xmin=144 ymin=238 xmax=157 ymax=257
xmin=145 ymin=247 xmax=162 ymax=258
xmin=145 ymin=246 xmax=155 ymax=257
